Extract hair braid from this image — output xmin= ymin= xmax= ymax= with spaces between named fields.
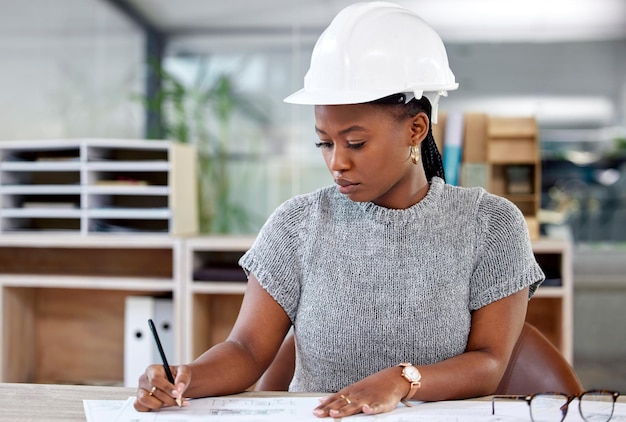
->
xmin=409 ymin=96 xmax=445 ymax=182
xmin=420 ymin=127 xmax=445 ymax=182
xmin=371 ymin=93 xmax=446 ymax=182
xmin=402 ymin=95 xmax=446 ymax=182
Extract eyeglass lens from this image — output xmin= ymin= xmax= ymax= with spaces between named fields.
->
xmin=529 ymin=391 xmax=616 ymax=422
xmin=529 ymin=394 xmax=569 ymax=422
xmin=578 ymin=391 xmax=616 ymax=422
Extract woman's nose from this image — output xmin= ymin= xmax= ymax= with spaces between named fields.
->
xmin=328 ymin=147 xmax=350 ymax=172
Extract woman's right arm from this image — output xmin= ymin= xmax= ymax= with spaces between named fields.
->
xmin=134 ymin=273 xmax=292 ymax=411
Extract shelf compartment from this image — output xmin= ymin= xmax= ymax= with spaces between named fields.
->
xmin=0 ymin=143 xmax=80 ymax=164
xmin=86 ymin=185 xmax=169 ymax=196
xmin=0 ymin=246 xmax=173 ymax=278
xmin=2 ymin=193 xmax=81 ymax=211
xmin=1 ymin=185 xmax=82 ymax=195
xmin=2 ymin=287 xmax=172 ymax=384
xmin=87 ymin=162 xmax=170 ymax=172
xmin=86 ymin=194 xmax=169 ymax=212
xmin=0 ymin=208 xmax=82 ymax=218
xmin=0 ymin=217 xmax=81 ymax=233
xmin=87 ymin=170 xmax=168 ymax=187
xmin=0 ymin=139 xmax=197 ymax=236
xmin=534 ymin=252 xmax=563 ymax=287
xmin=88 ymin=218 xmax=170 ymax=234
xmin=183 ymin=236 xmax=254 ymax=362
xmin=86 ymin=144 xmax=170 ymax=162
xmin=487 ymin=138 xmax=538 ymax=164
xmin=191 ymin=293 xmax=243 ymax=360
xmin=1 ymin=169 xmax=81 ymax=186
xmin=490 ymin=165 xmax=537 ymax=196
xmin=192 ymin=250 xmax=248 ymax=283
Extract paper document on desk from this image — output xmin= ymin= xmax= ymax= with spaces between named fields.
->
xmin=103 ymin=396 xmax=328 ymax=421
xmin=85 ymin=396 xmax=626 ymax=421
xmin=87 ymin=397 xmax=504 ymax=421
xmin=83 ymin=399 xmax=127 ymax=422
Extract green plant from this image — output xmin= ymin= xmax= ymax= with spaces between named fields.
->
xmin=141 ymin=61 xmax=271 ymax=233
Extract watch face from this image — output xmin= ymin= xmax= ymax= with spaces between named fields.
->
xmin=404 ymin=366 xmax=421 ymax=382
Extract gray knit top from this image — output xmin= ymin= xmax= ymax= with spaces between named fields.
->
xmin=239 ymin=177 xmax=544 ymax=393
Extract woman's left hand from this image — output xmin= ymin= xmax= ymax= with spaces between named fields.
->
xmin=312 ymin=366 xmax=409 ymax=418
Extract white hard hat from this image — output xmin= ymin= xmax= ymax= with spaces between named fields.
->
xmin=285 ymin=1 xmax=458 ymax=113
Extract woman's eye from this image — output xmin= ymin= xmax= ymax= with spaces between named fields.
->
xmin=347 ymin=142 xmax=365 ymax=150
xmin=315 ymin=141 xmax=332 ymax=149
xmin=314 ymin=141 xmax=364 ymax=150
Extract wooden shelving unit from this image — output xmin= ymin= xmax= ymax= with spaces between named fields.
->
xmin=460 ymin=114 xmax=541 ymax=239
xmin=182 ymin=236 xmax=253 ymax=362
xmin=527 ymin=237 xmax=573 ymax=363
xmin=485 ymin=117 xmax=541 ymax=239
xmin=0 ymin=139 xmax=197 ymax=236
xmin=0 ymin=235 xmax=182 ymax=384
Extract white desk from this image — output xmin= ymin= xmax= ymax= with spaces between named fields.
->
xmin=2 ymin=383 xmax=624 ymax=422
xmin=0 ymin=383 xmax=318 ymax=421
xmin=0 ymin=383 xmax=135 ymax=421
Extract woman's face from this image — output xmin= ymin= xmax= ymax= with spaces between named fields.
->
xmin=314 ymin=103 xmax=428 ymax=209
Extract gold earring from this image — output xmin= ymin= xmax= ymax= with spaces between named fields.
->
xmin=409 ymin=145 xmax=420 ymax=164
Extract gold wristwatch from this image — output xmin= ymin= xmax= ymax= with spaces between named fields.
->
xmin=398 ymin=362 xmax=421 ymax=406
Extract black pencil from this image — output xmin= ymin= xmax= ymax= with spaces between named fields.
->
xmin=148 ymin=318 xmax=182 ymax=407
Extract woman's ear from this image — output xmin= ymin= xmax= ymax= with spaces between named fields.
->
xmin=411 ymin=112 xmax=430 ymax=145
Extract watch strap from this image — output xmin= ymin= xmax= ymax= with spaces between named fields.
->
xmin=397 ymin=363 xmax=421 ymax=407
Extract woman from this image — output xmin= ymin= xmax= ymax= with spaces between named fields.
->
xmin=134 ymin=2 xmax=544 ymax=418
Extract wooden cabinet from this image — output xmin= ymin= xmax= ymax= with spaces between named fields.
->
xmin=460 ymin=114 xmax=541 ymax=239
xmin=181 ymin=236 xmax=252 ymax=362
xmin=0 ymin=139 xmax=197 ymax=235
xmin=527 ymin=238 xmax=573 ymax=363
xmin=0 ymin=235 xmax=572 ymax=384
xmin=486 ymin=117 xmax=541 ymax=239
xmin=0 ymin=235 xmax=182 ymax=384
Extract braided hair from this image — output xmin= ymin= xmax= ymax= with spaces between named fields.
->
xmin=371 ymin=94 xmax=446 ymax=182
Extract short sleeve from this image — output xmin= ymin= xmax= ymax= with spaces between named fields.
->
xmin=238 ymin=196 xmax=308 ymax=322
xmin=469 ymin=194 xmax=545 ymax=311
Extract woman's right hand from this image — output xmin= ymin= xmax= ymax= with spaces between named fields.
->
xmin=133 ymin=364 xmax=191 ymax=411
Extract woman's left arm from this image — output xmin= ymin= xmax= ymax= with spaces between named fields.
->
xmin=415 ymin=286 xmax=529 ymax=400
xmin=314 ymin=287 xmax=529 ymax=418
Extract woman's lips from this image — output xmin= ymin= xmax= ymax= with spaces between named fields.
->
xmin=335 ymin=178 xmax=359 ymax=194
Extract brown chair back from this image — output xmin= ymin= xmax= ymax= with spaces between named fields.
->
xmin=495 ymin=322 xmax=583 ymax=395
xmin=256 ymin=322 xmax=584 ymax=395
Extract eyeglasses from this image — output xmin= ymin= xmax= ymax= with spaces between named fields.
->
xmin=492 ymin=390 xmax=620 ymax=422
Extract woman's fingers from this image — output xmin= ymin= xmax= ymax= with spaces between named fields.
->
xmin=134 ymin=383 xmax=164 ymax=411
xmin=135 ymin=364 xmax=188 ymax=411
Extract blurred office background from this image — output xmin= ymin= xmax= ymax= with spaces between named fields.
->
xmin=1 ymin=0 xmax=625 ymax=389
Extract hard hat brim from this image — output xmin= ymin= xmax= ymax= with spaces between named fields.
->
xmin=283 ymin=89 xmax=384 ymax=105
xmin=284 ymin=85 xmax=459 ymax=105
